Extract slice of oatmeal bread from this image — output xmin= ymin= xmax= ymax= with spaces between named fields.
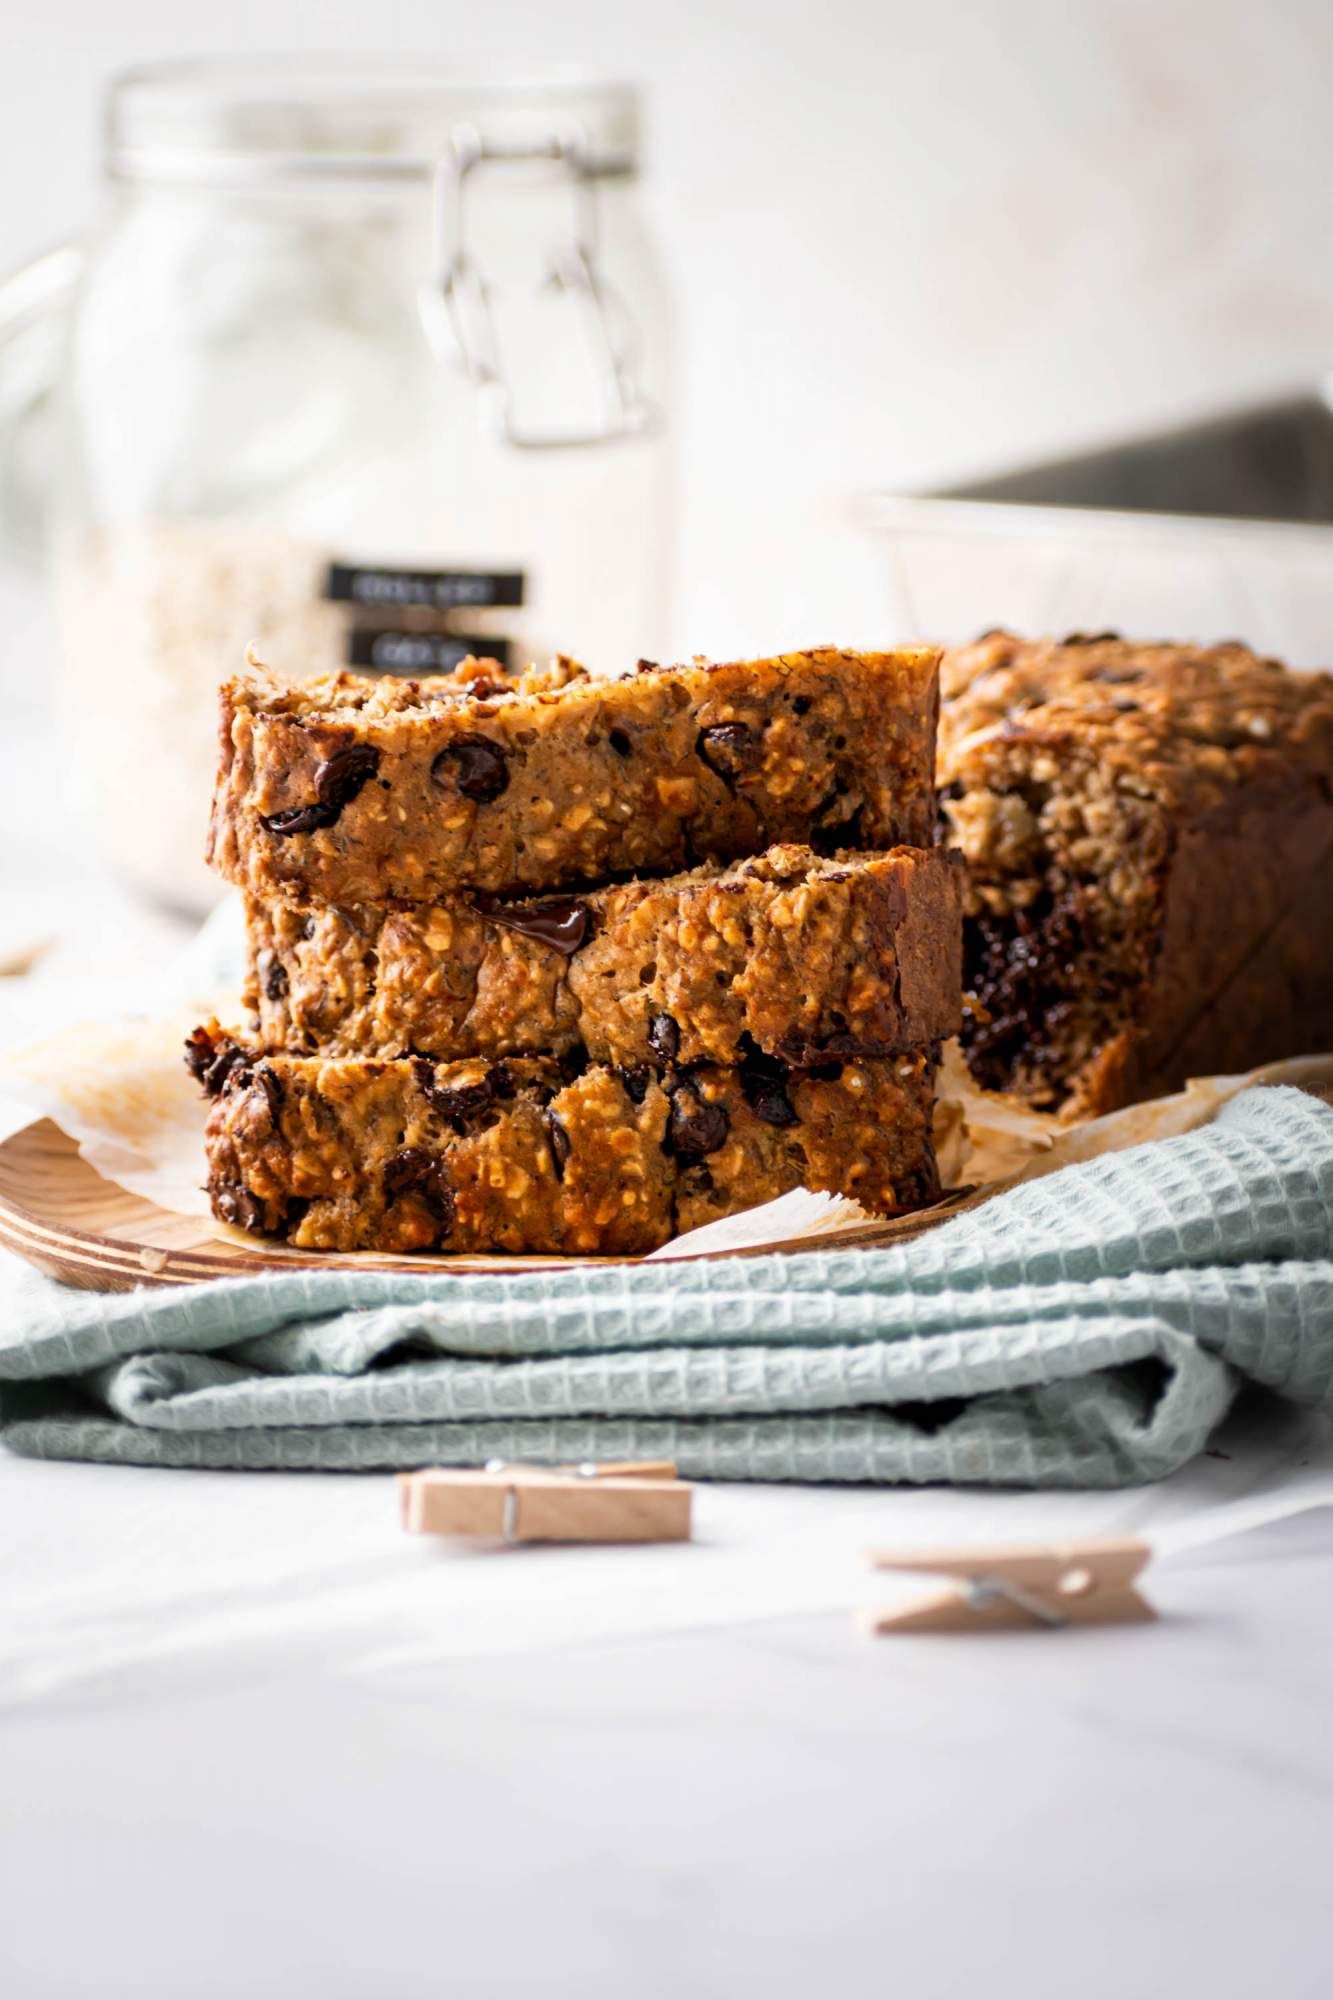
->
xmin=243 ymin=842 xmax=963 ymax=1069
xmin=190 ymin=1028 xmax=941 ymax=1257
xmin=208 ymin=646 xmax=940 ymax=902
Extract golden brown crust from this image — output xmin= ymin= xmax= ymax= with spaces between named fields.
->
xmin=940 ymin=631 xmax=1333 ymax=807
xmin=194 ymin=1030 xmax=940 ymax=1256
xmin=208 ymin=647 xmax=940 ymax=901
xmin=244 ymin=843 xmax=964 ymax=1068
xmin=939 ymin=632 xmax=1333 ymax=1114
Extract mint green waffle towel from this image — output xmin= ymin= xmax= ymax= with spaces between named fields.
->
xmin=2 ymin=1086 xmax=1331 ymax=1486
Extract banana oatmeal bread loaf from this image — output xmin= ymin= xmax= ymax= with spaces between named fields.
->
xmin=189 ymin=1026 xmax=941 ymax=1256
xmin=939 ymin=631 xmax=1333 ymax=1116
xmin=243 ymin=842 xmax=963 ymax=1069
xmin=208 ymin=646 xmax=940 ymax=902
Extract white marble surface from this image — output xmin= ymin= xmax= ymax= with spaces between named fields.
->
xmin=3 ymin=1427 xmax=1333 ymax=2000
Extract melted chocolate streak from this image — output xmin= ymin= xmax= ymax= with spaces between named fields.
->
xmin=474 ymin=896 xmax=592 ymax=955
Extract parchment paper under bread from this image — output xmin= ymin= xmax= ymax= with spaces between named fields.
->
xmin=2 ymin=995 xmax=1330 ymax=1262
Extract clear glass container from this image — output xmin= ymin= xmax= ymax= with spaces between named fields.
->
xmin=867 ymin=492 xmax=1333 ymax=669
xmin=0 ymin=61 xmax=674 ymax=909
xmin=865 ymin=390 xmax=1333 ymax=670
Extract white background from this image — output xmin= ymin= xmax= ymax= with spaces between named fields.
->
xmin=3 ymin=0 xmax=1333 ymax=648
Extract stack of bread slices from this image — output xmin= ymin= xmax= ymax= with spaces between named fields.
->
xmin=188 ymin=646 xmax=962 ymax=1256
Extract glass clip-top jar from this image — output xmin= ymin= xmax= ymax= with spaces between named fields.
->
xmin=427 ymin=120 xmax=656 ymax=450
xmin=0 ymin=61 xmax=674 ymax=910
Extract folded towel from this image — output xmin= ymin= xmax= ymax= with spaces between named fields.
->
xmin=2 ymin=1086 xmax=1331 ymax=1486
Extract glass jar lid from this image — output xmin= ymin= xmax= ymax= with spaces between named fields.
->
xmin=107 ymin=59 xmax=640 ymax=185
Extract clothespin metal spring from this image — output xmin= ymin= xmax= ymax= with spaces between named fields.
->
xmin=862 ymin=1537 xmax=1156 ymax=1635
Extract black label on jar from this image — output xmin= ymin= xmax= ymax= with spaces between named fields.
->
xmin=348 ymin=630 xmax=513 ymax=674
xmin=326 ymin=561 xmax=524 ymax=612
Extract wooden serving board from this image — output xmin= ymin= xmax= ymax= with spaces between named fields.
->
xmin=0 ymin=1117 xmax=978 ymax=1293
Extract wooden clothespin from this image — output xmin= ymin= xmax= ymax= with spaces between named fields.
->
xmin=861 ymin=1536 xmax=1155 ymax=1634
xmin=399 ymin=1458 xmax=693 ymax=1546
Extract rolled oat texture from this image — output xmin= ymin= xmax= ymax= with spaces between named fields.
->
xmin=208 ymin=646 xmax=940 ymax=901
xmin=939 ymin=631 xmax=1333 ymax=1117
xmin=192 ymin=1028 xmax=941 ymax=1257
xmin=244 ymin=842 xmax=964 ymax=1069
